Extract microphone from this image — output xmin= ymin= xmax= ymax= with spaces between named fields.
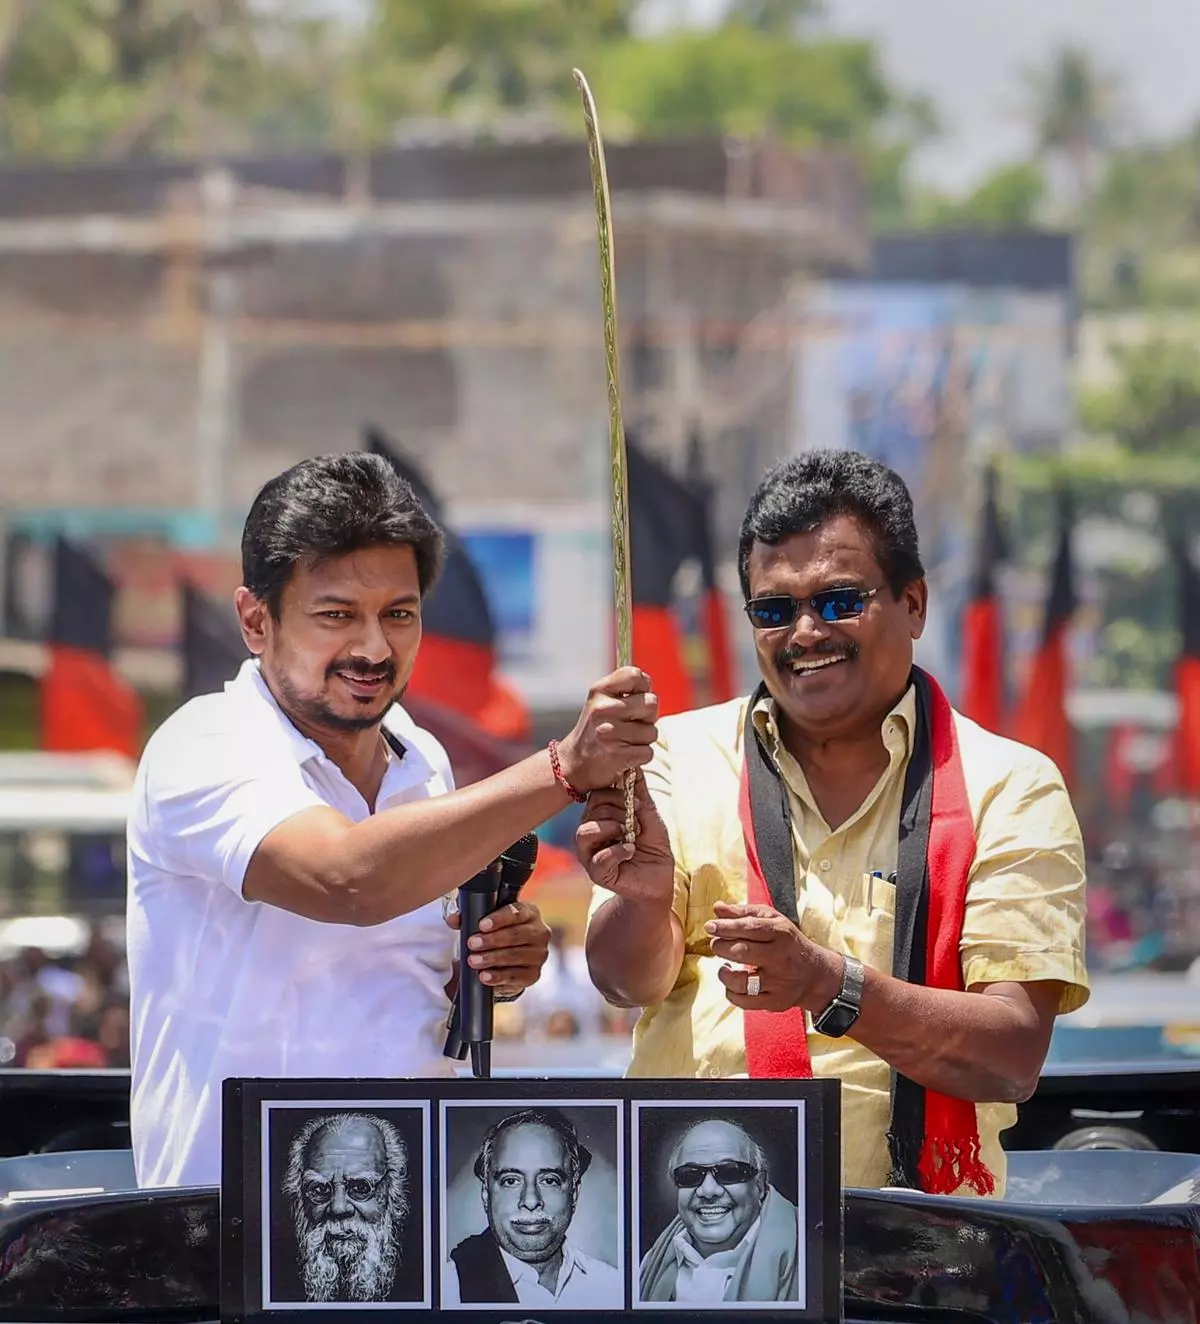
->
xmin=495 ymin=832 xmax=540 ymax=908
xmin=444 ymin=834 xmax=540 ymax=1077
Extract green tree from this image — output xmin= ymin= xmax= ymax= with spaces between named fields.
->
xmin=595 ymin=27 xmax=887 ymax=141
xmin=0 ymin=0 xmax=931 ymax=223
xmin=918 ymin=161 xmax=1045 ymax=230
xmin=0 ymin=0 xmax=346 ymax=159
xmin=1080 ymin=337 xmax=1200 ymax=455
xmin=1080 ymin=125 xmax=1200 ymax=308
xmin=1021 ymin=45 xmax=1121 ymax=209
xmin=352 ymin=0 xmax=641 ymax=137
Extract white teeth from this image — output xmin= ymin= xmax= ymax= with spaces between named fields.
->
xmin=790 ymin=655 xmax=845 ymax=673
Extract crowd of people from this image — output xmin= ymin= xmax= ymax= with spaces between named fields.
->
xmin=0 ymin=919 xmax=630 ymax=1073
xmin=0 ymin=927 xmax=131 ymax=1070
xmin=490 ymin=925 xmax=638 ymax=1044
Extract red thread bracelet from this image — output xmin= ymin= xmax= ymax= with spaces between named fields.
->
xmin=548 ymin=739 xmax=587 ymax=803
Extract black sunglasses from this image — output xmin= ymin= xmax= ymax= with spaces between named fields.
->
xmin=744 ymin=586 xmax=882 ymax=630
xmin=672 ymin=1160 xmax=760 ymax=1189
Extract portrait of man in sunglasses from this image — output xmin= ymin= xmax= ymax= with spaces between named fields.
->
xmin=581 ymin=449 xmax=1089 ymax=1201
xmin=638 ymin=1116 xmax=798 ymax=1304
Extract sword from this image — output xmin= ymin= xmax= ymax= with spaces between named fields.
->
xmin=572 ymin=67 xmax=636 ymax=845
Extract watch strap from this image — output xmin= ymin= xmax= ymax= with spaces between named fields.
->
xmin=839 ymin=953 xmax=865 ymax=1007
xmin=813 ymin=954 xmax=865 ymax=1035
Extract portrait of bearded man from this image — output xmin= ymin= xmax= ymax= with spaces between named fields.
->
xmin=279 ymin=1111 xmax=421 ymax=1304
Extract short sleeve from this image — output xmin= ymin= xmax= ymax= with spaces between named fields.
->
xmin=960 ymin=753 xmax=1090 ymax=1013
xmin=586 ymin=726 xmax=692 ymax=928
xmin=138 ymin=728 xmax=328 ymax=899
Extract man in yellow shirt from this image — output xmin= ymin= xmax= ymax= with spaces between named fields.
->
xmin=578 ymin=450 xmax=1088 ymax=1199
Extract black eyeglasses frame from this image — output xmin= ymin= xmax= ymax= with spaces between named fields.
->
xmin=743 ymin=585 xmax=884 ymax=631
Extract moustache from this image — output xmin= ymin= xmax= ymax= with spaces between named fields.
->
xmin=773 ymin=642 xmax=857 ymax=672
xmin=327 ymin=658 xmax=397 ymax=683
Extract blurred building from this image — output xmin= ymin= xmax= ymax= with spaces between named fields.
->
xmin=0 ymin=137 xmax=866 ymax=536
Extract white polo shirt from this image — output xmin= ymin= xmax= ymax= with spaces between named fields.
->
xmin=126 ymin=660 xmax=458 ymax=1189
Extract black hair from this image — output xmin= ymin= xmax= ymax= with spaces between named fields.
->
xmin=241 ymin=452 xmax=444 ymax=617
xmin=474 ymin=1108 xmax=593 ymax=1187
xmin=737 ymin=449 xmax=925 ymax=599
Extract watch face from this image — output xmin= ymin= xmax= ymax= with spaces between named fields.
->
xmin=815 ymin=1002 xmax=858 ymax=1038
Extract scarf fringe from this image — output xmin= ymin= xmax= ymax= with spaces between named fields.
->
xmin=918 ymin=1134 xmax=996 ymax=1197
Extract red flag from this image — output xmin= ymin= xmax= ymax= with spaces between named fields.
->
xmin=365 ymin=427 xmax=530 ymax=741
xmin=686 ymin=429 xmax=737 ymax=704
xmin=627 ymin=436 xmax=699 ymax=716
xmin=1011 ymin=490 xmax=1076 ymax=786
xmin=1105 ymin=723 xmax=1137 ymax=819
xmin=960 ymin=462 xmax=1006 ymax=733
xmin=40 ymin=537 xmax=143 ymax=758
xmin=402 ymin=693 xmax=531 ymax=788
xmin=1171 ymin=536 xmax=1200 ymax=798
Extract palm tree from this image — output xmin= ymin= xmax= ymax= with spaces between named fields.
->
xmin=1021 ymin=46 xmax=1121 ymax=211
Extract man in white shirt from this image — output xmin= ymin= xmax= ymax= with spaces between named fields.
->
xmin=638 ymin=1119 xmax=799 ymax=1303
xmin=126 ymin=452 xmax=659 ymax=1189
xmin=445 ymin=1108 xmax=623 ymax=1308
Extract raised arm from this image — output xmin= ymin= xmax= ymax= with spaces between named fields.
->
xmin=148 ymin=668 xmax=658 ymax=927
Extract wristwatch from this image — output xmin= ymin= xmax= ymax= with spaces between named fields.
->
xmin=812 ymin=954 xmax=865 ymax=1038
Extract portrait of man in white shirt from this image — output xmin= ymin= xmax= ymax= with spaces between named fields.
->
xmin=637 ymin=1113 xmax=801 ymax=1306
xmin=444 ymin=1106 xmax=624 ymax=1310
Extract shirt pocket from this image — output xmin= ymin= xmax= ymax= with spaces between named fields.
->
xmin=840 ymin=871 xmax=897 ymax=972
xmin=683 ymin=843 xmax=749 ymax=952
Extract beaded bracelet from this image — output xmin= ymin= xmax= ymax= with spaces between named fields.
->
xmin=548 ymin=738 xmax=587 ymax=803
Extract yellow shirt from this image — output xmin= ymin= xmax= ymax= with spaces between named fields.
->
xmin=588 ymin=686 xmax=1089 ymax=1196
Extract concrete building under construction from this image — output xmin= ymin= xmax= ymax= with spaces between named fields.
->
xmin=0 ymin=136 xmax=867 ymax=550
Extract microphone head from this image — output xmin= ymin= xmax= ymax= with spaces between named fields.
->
xmin=498 ymin=833 xmax=539 ymax=891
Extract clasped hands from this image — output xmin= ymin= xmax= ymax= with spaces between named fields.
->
xmin=708 ymin=901 xmax=844 ymax=1014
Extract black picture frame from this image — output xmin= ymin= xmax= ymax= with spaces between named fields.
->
xmin=220 ymin=1077 xmax=842 ymax=1324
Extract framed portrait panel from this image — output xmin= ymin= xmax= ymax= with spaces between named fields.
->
xmin=221 ymin=1077 xmax=840 ymax=1324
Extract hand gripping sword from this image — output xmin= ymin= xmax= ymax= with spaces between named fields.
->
xmin=573 ymin=68 xmax=637 ymax=845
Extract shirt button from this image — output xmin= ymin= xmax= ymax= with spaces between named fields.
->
xmin=706 ymin=1065 xmax=722 ymax=1078
xmin=818 ymin=859 xmax=832 ymax=872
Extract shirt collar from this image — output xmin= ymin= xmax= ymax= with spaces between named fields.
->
xmin=228 ymin=659 xmax=420 ymax=777
xmin=673 ymin=1214 xmax=762 ymax=1271
xmin=750 ymin=681 xmax=916 ymax=766
xmin=499 ymin=1239 xmax=587 ymax=1293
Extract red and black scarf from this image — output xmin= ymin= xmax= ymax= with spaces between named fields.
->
xmin=736 ymin=666 xmax=995 ymax=1197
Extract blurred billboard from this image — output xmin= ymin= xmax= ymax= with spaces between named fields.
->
xmin=788 ymin=249 xmax=1076 ymax=692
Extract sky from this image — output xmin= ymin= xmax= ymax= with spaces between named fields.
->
xmin=644 ymin=0 xmax=1200 ymax=190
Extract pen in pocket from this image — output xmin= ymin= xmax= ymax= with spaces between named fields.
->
xmin=867 ymin=870 xmax=897 ymax=915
